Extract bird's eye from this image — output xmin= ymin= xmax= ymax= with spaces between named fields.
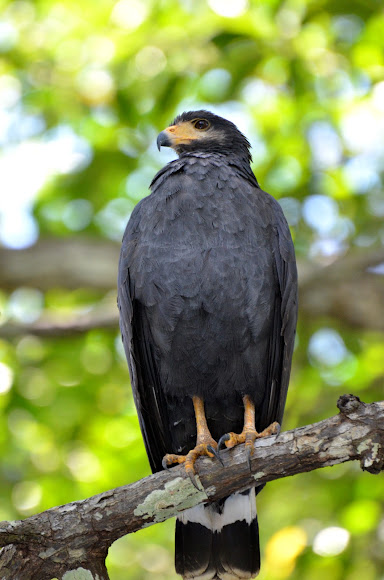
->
xmin=194 ymin=119 xmax=210 ymax=130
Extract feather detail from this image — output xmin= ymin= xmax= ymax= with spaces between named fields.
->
xmin=176 ymin=489 xmax=260 ymax=579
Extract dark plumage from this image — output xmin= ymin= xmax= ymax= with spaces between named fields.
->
xmin=118 ymin=110 xmax=298 ymax=579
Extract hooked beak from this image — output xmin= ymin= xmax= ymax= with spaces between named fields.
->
xmin=156 ymin=130 xmax=172 ymax=151
xmin=156 ymin=122 xmax=199 ymax=152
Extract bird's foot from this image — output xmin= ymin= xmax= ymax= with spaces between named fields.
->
xmin=218 ymin=422 xmax=280 ymax=469
xmin=162 ymin=438 xmax=222 ymax=489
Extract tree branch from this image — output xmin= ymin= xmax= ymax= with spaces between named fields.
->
xmin=0 ymin=303 xmax=119 ymax=338
xmin=0 ymin=238 xmax=119 ymax=292
xmin=0 ymin=395 xmax=382 ymax=579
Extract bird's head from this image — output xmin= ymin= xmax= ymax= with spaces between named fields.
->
xmin=157 ymin=110 xmax=252 ymax=163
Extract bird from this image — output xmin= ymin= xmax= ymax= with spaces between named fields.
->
xmin=117 ymin=110 xmax=298 ymax=579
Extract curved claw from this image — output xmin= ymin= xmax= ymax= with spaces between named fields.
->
xmin=162 ymin=458 xmax=170 ymax=470
xmin=186 ymin=469 xmax=201 ymax=490
xmin=162 ymin=453 xmax=186 ymax=471
xmin=207 ymin=444 xmax=224 ymax=467
xmin=246 ymin=445 xmax=253 ymax=472
xmin=217 ymin=433 xmax=231 ymax=452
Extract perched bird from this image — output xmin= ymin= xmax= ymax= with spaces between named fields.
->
xmin=118 ymin=110 xmax=298 ymax=579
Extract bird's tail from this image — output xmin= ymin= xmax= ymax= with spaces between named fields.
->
xmin=175 ymin=488 xmax=260 ymax=579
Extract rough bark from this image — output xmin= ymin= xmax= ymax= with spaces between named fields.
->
xmin=1 ymin=239 xmax=383 ymax=335
xmin=0 ymin=396 xmax=382 ymax=580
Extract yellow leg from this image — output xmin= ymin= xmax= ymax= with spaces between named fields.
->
xmin=162 ymin=396 xmax=221 ymax=487
xmin=218 ymin=395 xmax=280 ymax=466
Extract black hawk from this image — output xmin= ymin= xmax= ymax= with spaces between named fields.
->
xmin=118 ymin=110 xmax=298 ymax=579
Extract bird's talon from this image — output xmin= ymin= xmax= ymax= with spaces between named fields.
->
xmin=273 ymin=422 xmax=281 ymax=437
xmin=162 ymin=453 xmax=186 ymax=470
xmin=188 ymin=471 xmax=201 ymax=490
xmin=217 ymin=433 xmax=230 ymax=451
xmin=205 ymin=444 xmax=214 ymax=458
xmin=245 ymin=445 xmax=253 ymax=471
xmin=162 ymin=455 xmax=173 ymax=470
xmin=207 ymin=444 xmax=224 ymax=467
xmin=258 ymin=421 xmax=281 ymax=438
xmin=164 ymin=434 xmax=219 ymax=487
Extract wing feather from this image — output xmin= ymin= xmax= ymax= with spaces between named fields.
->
xmin=118 ymin=204 xmax=172 ymax=472
xmin=269 ymin=198 xmax=298 ymax=426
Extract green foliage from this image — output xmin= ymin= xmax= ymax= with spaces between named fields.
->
xmin=0 ymin=0 xmax=383 ymax=578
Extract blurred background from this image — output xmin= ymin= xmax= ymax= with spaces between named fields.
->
xmin=0 ymin=0 xmax=383 ymax=578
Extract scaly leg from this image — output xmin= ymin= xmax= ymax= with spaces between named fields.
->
xmin=218 ymin=395 xmax=280 ymax=468
xmin=162 ymin=396 xmax=222 ymax=488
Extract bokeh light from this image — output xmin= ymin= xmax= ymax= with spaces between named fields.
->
xmin=266 ymin=526 xmax=307 ymax=576
xmin=0 ymin=362 xmax=13 ymax=394
xmin=313 ymin=526 xmax=350 ymax=557
xmin=8 ymin=288 xmax=44 ymax=323
xmin=12 ymin=480 xmax=42 ymax=515
xmin=208 ymin=0 xmax=249 ymax=18
xmin=308 ymin=328 xmax=348 ymax=367
xmin=111 ymin=0 xmax=148 ymax=30
xmin=302 ymin=195 xmax=339 ymax=235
